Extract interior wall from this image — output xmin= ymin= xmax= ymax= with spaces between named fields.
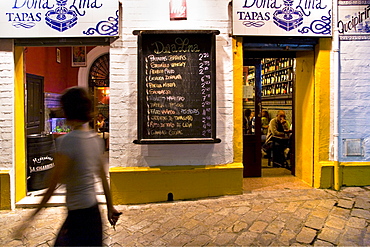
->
xmin=25 ymin=46 xmax=94 ymax=93
xmin=25 ymin=47 xmax=71 ymax=93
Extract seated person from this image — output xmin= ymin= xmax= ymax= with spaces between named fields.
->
xmin=261 ymin=110 xmax=270 ymax=136
xmin=260 ymin=110 xmax=270 ymax=142
xmin=96 ymin=113 xmax=109 ymax=150
xmin=243 ymin=109 xmax=254 ymax=134
xmin=96 ymin=113 xmax=106 ymax=132
xmin=263 ymin=110 xmax=291 ymax=166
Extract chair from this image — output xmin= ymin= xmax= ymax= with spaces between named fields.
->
xmin=267 ymin=136 xmax=289 ymax=168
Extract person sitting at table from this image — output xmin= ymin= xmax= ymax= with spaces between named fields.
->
xmin=263 ymin=110 xmax=291 ymax=166
xmin=261 ymin=110 xmax=270 ymax=135
xmin=251 ymin=110 xmax=269 ymax=142
xmin=260 ymin=109 xmax=270 ymax=142
xmin=243 ymin=109 xmax=254 ymax=135
xmin=96 ymin=113 xmax=109 ymax=151
xmin=96 ymin=113 xmax=106 ymax=132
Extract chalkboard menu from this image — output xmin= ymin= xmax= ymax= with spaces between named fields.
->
xmin=134 ymin=30 xmax=221 ymax=144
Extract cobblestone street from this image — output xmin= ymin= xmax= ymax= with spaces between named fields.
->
xmin=1 ymin=185 xmax=370 ymax=246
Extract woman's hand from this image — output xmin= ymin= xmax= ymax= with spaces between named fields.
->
xmin=108 ymin=207 xmax=122 ymax=229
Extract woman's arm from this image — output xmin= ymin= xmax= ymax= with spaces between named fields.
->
xmin=98 ymin=157 xmax=121 ymax=227
xmin=13 ymin=153 xmax=71 ymax=239
xmin=37 ymin=154 xmax=70 ymax=211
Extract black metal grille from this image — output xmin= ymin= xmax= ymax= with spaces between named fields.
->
xmin=89 ymin=53 xmax=109 ymax=87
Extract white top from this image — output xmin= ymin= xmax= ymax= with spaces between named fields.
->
xmin=56 ymin=130 xmax=104 ymax=210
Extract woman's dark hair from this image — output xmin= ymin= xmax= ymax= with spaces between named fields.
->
xmin=60 ymin=87 xmax=92 ymax=122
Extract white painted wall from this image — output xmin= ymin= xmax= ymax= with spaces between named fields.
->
xmin=339 ymin=40 xmax=370 ymax=161
xmin=0 ymin=40 xmax=14 ymax=170
xmin=109 ymin=0 xmax=234 ymax=167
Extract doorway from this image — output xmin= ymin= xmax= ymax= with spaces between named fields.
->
xmin=243 ymin=56 xmax=295 ymax=177
xmin=242 ymin=36 xmax=318 ymax=178
xmin=88 ymin=53 xmax=110 ymax=151
xmin=15 ymin=43 xmax=111 ymax=204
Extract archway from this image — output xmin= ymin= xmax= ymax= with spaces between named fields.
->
xmin=78 ymin=46 xmax=109 ymax=88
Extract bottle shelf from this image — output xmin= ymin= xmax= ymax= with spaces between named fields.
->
xmin=262 ymin=66 xmax=293 ymax=76
xmin=262 ymin=79 xmax=292 ymax=85
xmin=262 ymin=93 xmax=292 ymax=100
xmin=261 ymin=58 xmax=295 ymax=98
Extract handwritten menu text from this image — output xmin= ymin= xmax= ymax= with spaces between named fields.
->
xmin=138 ymin=32 xmax=217 ymax=142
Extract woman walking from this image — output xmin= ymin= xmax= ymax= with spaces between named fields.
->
xmin=15 ymin=87 xmax=121 ymax=246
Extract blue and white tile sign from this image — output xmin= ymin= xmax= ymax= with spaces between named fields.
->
xmin=338 ymin=4 xmax=370 ymax=40
xmin=233 ymin=0 xmax=332 ymax=36
xmin=0 ymin=0 xmax=119 ymax=38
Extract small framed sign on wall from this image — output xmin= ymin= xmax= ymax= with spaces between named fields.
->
xmin=170 ymin=0 xmax=187 ymax=20
xmin=72 ymin=46 xmax=86 ymax=67
xmin=56 ymin=48 xmax=61 ymax=63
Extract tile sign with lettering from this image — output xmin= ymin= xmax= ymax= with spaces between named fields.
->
xmin=0 ymin=0 xmax=118 ymax=38
xmin=338 ymin=0 xmax=370 ymax=41
xmin=233 ymin=0 xmax=332 ymax=36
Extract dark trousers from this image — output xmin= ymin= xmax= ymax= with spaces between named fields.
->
xmin=54 ymin=204 xmax=102 ymax=247
xmin=273 ymin=137 xmax=290 ymax=166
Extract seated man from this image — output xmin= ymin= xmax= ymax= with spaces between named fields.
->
xmin=96 ymin=113 xmax=109 ymax=151
xmin=263 ymin=110 xmax=291 ymax=167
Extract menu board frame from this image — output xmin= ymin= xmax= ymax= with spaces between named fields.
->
xmin=133 ymin=30 xmax=221 ymax=144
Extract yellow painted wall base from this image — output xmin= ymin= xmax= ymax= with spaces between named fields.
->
xmin=316 ymin=161 xmax=370 ymax=189
xmin=320 ymin=166 xmax=334 ymax=189
xmin=110 ymin=163 xmax=243 ymax=205
xmin=0 ymin=171 xmax=11 ymax=210
xmin=342 ymin=164 xmax=370 ymax=187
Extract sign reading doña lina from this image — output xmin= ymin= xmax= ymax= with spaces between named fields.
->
xmin=0 ymin=0 xmax=118 ymax=38
xmin=233 ymin=0 xmax=332 ymax=36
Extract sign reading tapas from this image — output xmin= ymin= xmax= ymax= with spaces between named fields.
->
xmin=0 ymin=0 xmax=118 ymax=38
xmin=233 ymin=0 xmax=332 ymax=36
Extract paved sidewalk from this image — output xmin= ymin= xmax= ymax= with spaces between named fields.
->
xmin=1 ymin=186 xmax=370 ymax=246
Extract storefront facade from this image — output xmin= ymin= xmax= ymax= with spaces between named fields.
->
xmin=0 ymin=0 xmax=120 ymax=209
xmin=0 ymin=0 xmax=369 ymax=210
xmin=108 ymin=0 xmax=241 ymax=204
xmin=232 ymin=0 xmax=333 ymax=186
xmin=0 ymin=0 xmax=242 ymax=209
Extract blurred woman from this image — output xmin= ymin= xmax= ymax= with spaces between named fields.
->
xmin=14 ymin=87 xmax=121 ymax=246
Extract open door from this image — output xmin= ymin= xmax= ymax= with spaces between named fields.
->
xmin=243 ymin=59 xmax=262 ymax=177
